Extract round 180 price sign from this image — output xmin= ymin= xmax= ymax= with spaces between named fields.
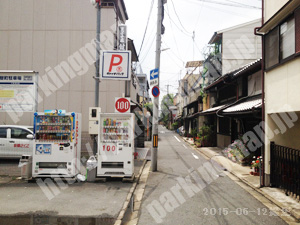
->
xmin=115 ymin=97 xmax=130 ymax=113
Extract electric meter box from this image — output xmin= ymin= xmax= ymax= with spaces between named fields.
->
xmin=97 ymin=113 xmax=134 ymax=178
xmin=32 ymin=110 xmax=82 ymax=178
xmin=89 ymin=107 xmax=101 ymax=135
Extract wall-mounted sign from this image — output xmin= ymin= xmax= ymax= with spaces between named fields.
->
xmin=118 ymin=24 xmax=127 ymax=51
xmin=100 ymin=51 xmax=131 ymax=80
xmin=0 ymin=71 xmax=38 ymax=112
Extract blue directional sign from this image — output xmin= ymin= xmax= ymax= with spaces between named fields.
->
xmin=150 ymin=68 xmax=159 ymax=86
xmin=152 ymin=86 xmax=160 ymax=98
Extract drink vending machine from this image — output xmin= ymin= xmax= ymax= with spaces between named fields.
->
xmin=97 ymin=113 xmax=134 ymax=178
xmin=32 ymin=110 xmax=81 ymax=178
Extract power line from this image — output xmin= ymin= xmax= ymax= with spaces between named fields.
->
xmin=138 ymin=0 xmax=154 ymax=58
xmin=170 ymin=0 xmax=193 ymax=35
xmin=162 ymin=41 xmax=184 ymax=64
xmin=139 ymin=35 xmax=156 ymax=65
xmin=164 ymin=8 xmax=193 ymax=37
xmin=165 ymin=4 xmax=184 ymax=63
xmin=187 ymin=0 xmax=261 ymax=9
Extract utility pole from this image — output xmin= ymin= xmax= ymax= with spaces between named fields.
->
xmin=151 ymin=0 xmax=163 ymax=172
xmin=93 ymin=0 xmax=101 ymax=155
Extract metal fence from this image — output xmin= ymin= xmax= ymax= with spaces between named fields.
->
xmin=270 ymin=142 xmax=300 ymax=198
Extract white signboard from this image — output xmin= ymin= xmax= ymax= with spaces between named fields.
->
xmin=118 ymin=24 xmax=127 ymax=50
xmin=0 ymin=71 xmax=38 ymax=112
xmin=100 ymin=51 xmax=131 ymax=80
xmin=115 ymin=97 xmax=131 ymax=113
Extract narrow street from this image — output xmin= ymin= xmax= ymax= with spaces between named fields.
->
xmin=138 ymin=125 xmax=287 ymax=225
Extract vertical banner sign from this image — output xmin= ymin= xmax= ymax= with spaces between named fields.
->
xmin=118 ymin=24 xmax=127 ymax=50
xmin=115 ymin=97 xmax=131 ymax=113
xmin=100 ymin=51 xmax=131 ymax=80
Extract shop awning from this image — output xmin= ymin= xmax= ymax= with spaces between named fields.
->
xmin=221 ymin=96 xmax=262 ymax=115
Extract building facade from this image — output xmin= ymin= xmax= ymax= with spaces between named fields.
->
xmin=257 ymin=0 xmax=300 ymax=193
xmin=0 ymin=0 xmax=139 ymax=149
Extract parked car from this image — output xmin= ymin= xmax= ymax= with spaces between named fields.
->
xmin=0 ymin=125 xmax=34 ymax=158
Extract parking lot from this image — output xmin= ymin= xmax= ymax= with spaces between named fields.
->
xmin=0 ymin=157 xmax=145 ymax=225
xmin=0 ymin=159 xmax=21 ymax=177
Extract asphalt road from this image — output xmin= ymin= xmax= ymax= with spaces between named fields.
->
xmin=138 ymin=125 xmax=287 ymax=225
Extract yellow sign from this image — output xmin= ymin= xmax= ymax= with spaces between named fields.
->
xmin=153 ymin=134 xmax=158 ymax=148
xmin=0 ymin=90 xmax=14 ymax=98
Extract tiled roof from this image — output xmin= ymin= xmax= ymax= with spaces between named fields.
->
xmin=223 ymin=98 xmax=262 ymax=113
xmin=201 ymin=105 xmax=226 ymax=114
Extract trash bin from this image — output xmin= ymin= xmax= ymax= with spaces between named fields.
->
xmin=18 ymin=155 xmax=32 ymax=180
xmin=86 ymin=156 xmax=97 ymax=182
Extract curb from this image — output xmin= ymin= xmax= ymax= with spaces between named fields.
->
xmin=180 ymin=134 xmax=300 ymax=222
xmin=125 ymin=161 xmax=151 ymax=225
xmin=114 ymin=160 xmax=147 ymax=225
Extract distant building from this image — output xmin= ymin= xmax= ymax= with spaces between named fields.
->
xmin=136 ymin=74 xmax=150 ymax=104
xmin=204 ymin=19 xmax=262 ymax=85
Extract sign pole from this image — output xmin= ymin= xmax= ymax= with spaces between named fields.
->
xmin=151 ymin=0 xmax=163 ymax=172
xmin=94 ymin=1 xmax=101 ymax=155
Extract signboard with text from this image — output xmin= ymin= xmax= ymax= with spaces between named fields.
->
xmin=118 ymin=24 xmax=127 ymax=51
xmin=115 ymin=97 xmax=131 ymax=113
xmin=100 ymin=51 xmax=131 ymax=80
xmin=150 ymin=68 xmax=159 ymax=86
xmin=0 ymin=71 xmax=38 ymax=112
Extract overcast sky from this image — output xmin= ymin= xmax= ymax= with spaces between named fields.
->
xmin=124 ymin=0 xmax=262 ymax=98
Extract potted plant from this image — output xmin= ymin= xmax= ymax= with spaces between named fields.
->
xmin=194 ymin=137 xmax=201 ymax=147
xmin=250 ymin=156 xmax=262 ymax=176
xmin=198 ymin=125 xmax=214 ymax=147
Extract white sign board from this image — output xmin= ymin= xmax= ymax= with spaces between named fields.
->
xmin=118 ymin=24 xmax=127 ymax=51
xmin=150 ymin=68 xmax=159 ymax=87
xmin=100 ymin=51 xmax=131 ymax=80
xmin=115 ymin=97 xmax=131 ymax=113
xmin=0 ymin=71 xmax=38 ymax=112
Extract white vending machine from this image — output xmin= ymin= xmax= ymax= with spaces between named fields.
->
xmin=32 ymin=110 xmax=81 ymax=178
xmin=97 ymin=113 xmax=134 ymax=178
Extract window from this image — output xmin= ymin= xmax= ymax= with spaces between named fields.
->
xmin=11 ymin=128 xmax=31 ymax=139
xmin=265 ymin=27 xmax=279 ymax=69
xmin=265 ymin=14 xmax=298 ymax=69
xmin=280 ymin=17 xmax=295 ymax=59
xmin=296 ymin=8 xmax=300 ymax=53
xmin=0 ymin=128 xmax=7 ymax=138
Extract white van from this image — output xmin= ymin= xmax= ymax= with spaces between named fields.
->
xmin=0 ymin=125 xmax=34 ymax=158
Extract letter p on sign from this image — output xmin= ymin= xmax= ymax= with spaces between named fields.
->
xmin=100 ymin=50 xmax=131 ymax=80
xmin=109 ymin=54 xmax=123 ymax=72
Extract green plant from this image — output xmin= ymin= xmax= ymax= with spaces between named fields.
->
xmin=197 ymin=125 xmax=214 ymax=147
xmin=172 ymin=121 xmax=179 ymax=130
xmin=191 ymin=128 xmax=198 ymax=141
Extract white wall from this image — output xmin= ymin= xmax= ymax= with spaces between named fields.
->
xmin=264 ymin=0 xmax=289 ymax=22
xmin=222 ymin=20 xmax=262 ymax=74
xmin=265 ymin=58 xmax=300 ymax=114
